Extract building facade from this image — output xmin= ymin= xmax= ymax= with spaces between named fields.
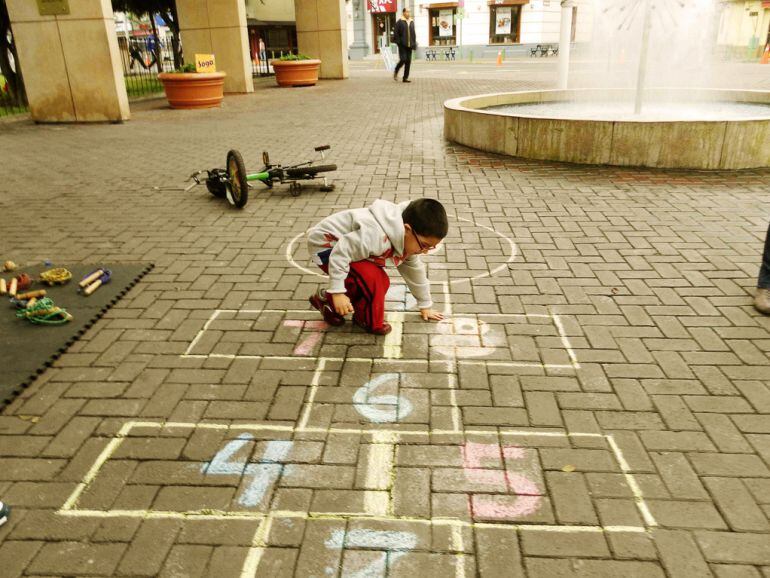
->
xmin=347 ymin=0 xmax=593 ymax=59
xmin=717 ymin=0 xmax=770 ymax=58
xmin=245 ymin=0 xmax=298 ymax=65
xmin=241 ymin=0 xmax=770 ymax=64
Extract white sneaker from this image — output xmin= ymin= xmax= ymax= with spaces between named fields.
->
xmin=0 ymin=501 xmax=9 ymax=526
xmin=754 ymin=287 xmax=770 ymax=315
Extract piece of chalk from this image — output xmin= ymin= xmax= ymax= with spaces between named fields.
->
xmin=0 ymin=278 xmax=5 ymax=295
xmin=16 ymin=289 xmax=46 ymax=300
xmin=84 ymin=279 xmax=102 ymax=296
xmin=9 ymin=278 xmax=17 ymax=296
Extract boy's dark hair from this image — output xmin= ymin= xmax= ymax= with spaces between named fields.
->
xmin=402 ymin=198 xmax=448 ymax=239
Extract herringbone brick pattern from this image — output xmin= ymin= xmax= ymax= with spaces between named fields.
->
xmin=0 ymin=63 xmax=769 ymax=576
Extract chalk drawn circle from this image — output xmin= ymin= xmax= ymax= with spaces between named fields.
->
xmin=285 ymin=215 xmax=517 ymax=286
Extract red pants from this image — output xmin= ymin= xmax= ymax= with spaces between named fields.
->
xmin=319 ymin=260 xmax=390 ymax=331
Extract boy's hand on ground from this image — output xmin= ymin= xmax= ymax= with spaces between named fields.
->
xmin=330 ymin=293 xmax=354 ymax=316
xmin=420 ymin=308 xmax=444 ymax=321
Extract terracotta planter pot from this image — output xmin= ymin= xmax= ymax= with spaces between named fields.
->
xmin=158 ymin=72 xmax=226 ymax=109
xmin=271 ymin=59 xmax=321 ymax=87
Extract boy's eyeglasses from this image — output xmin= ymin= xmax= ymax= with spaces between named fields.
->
xmin=411 ymin=229 xmax=438 ymax=253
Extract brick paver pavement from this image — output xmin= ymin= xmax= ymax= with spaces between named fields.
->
xmin=0 ymin=62 xmax=769 ymax=577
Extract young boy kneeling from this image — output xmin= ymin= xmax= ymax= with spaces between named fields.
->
xmin=307 ymin=198 xmax=447 ymax=334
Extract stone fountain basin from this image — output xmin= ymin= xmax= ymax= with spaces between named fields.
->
xmin=444 ymin=89 xmax=770 ymax=169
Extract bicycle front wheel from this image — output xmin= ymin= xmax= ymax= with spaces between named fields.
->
xmin=227 ymin=150 xmax=249 ymax=208
xmin=285 ymin=164 xmax=337 ymax=178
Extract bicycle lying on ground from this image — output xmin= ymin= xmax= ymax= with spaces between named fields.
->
xmin=189 ymin=145 xmax=337 ymax=208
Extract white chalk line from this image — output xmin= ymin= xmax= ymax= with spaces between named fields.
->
xmin=607 ymin=435 xmax=658 ymax=528
xmin=365 ymin=431 xmax=397 ymax=517
xmin=181 ymin=354 xmax=577 ymax=371
xmin=551 ymin=313 xmax=581 ymax=370
xmin=64 ymin=420 xmax=608 ymax=437
xmin=241 ymin=514 xmax=273 ymax=578
xmin=452 ymin=523 xmax=466 ymax=578
xmin=297 ymin=357 xmax=327 ymax=431
xmin=383 ymin=311 xmax=404 ymax=359
xmin=183 ymin=309 xmax=222 ymax=357
xmin=448 ymin=372 xmax=462 ymax=433
xmin=60 ymin=420 xmax=134 ymax=511
xmin=57 ymin=508 xmax=647 ymax=534
xmin=442 ymin=281 xmax=453 ymax=317
xmin=180 ymin=310 xmax=581 ymax=373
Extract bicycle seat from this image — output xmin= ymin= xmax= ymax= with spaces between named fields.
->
xmin=314 ymin=145 xmax=331 ymax=152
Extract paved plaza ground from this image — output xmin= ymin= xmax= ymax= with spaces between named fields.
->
xmin=0 ymin=60 xmax=769 ymax=577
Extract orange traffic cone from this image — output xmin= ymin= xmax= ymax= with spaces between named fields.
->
xmin=761 ymin=44 xmax=769 ymax=64
xmin=496 ymin=50 xmax=503 ymax=66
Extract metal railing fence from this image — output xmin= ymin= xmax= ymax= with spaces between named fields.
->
xmin=251 ymin=48 xmax=299 ymax=77
xmin=119 ymin=37 xmax=178 ymax=100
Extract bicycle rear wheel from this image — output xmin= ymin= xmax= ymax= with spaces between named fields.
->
xmin=227 ymin=150 xmax=248 ymax=208
xmin=285 ymin=164 xmax=337 ymax=178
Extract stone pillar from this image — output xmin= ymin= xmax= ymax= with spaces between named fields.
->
xmin=349 ymin=0 xmax=369 ymax=59
xmin=175 ymin=0 xmax=253 ymax=93
xmin=6 ymin=0 xmax=129 ymax=123
xmin=295 ymin=0 xmax=349 ymax=78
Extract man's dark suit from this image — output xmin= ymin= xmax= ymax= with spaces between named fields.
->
xmin=393 ymin=18 xmax=417 ymax=81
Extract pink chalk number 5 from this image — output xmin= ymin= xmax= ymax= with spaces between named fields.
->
xmin=462 ymin=441 xmax=542 ymax=519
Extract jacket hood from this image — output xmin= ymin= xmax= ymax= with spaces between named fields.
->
xmin=369 ymin=199 xmax=407 ymax=256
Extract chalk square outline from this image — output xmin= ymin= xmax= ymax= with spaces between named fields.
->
xmin=180 ymin=309 xmax=581 ymax=372
xmin=57 ymin=420 xmax=656 ymax=533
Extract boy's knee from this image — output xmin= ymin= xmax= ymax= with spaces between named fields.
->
xmin=373 ymin=268 xmax=390 ymax=292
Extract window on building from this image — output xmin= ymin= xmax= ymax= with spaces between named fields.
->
xmin=429 ymin=6 xmax=457 ymax=46
xmin=488 ymin=4 xmax=522 ymax=44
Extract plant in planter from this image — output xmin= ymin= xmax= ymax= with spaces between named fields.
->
xmin=271 ymin=53 xmax=321 ymax=87
xmin=158 ymin=63 xmax=227 ymax=109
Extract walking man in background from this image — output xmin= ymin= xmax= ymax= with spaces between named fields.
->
xmin=394 ymin=8 xmax=417 ymax=83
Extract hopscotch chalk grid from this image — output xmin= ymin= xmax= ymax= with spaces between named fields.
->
xmin=57 ymin=220 xmax=658 ymax=577
xmin=58 ymin=422 xmax=657 ymax=577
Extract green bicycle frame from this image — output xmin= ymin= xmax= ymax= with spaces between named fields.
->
xmin=246 ymin=171 xmax=270 ymax=182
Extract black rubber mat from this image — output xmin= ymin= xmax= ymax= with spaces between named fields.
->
xmin=0 ymin=263 xmax=153 ymax=407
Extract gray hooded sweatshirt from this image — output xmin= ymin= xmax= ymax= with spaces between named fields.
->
xmin=306 ymin=200 xmax=433 ymax=309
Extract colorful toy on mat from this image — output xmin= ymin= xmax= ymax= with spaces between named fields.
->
xmin=15 ymin=273 xmax=32 ymax=291
xmin=40 ymin=268 xmax=72 ymax=286
xmin=79 ymin=269 xmax=111 ymax=296
xmin=15 ymin=297 xmax=72 ymax=325
xmin=10 ymin=290 xmax=48 ymax=310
